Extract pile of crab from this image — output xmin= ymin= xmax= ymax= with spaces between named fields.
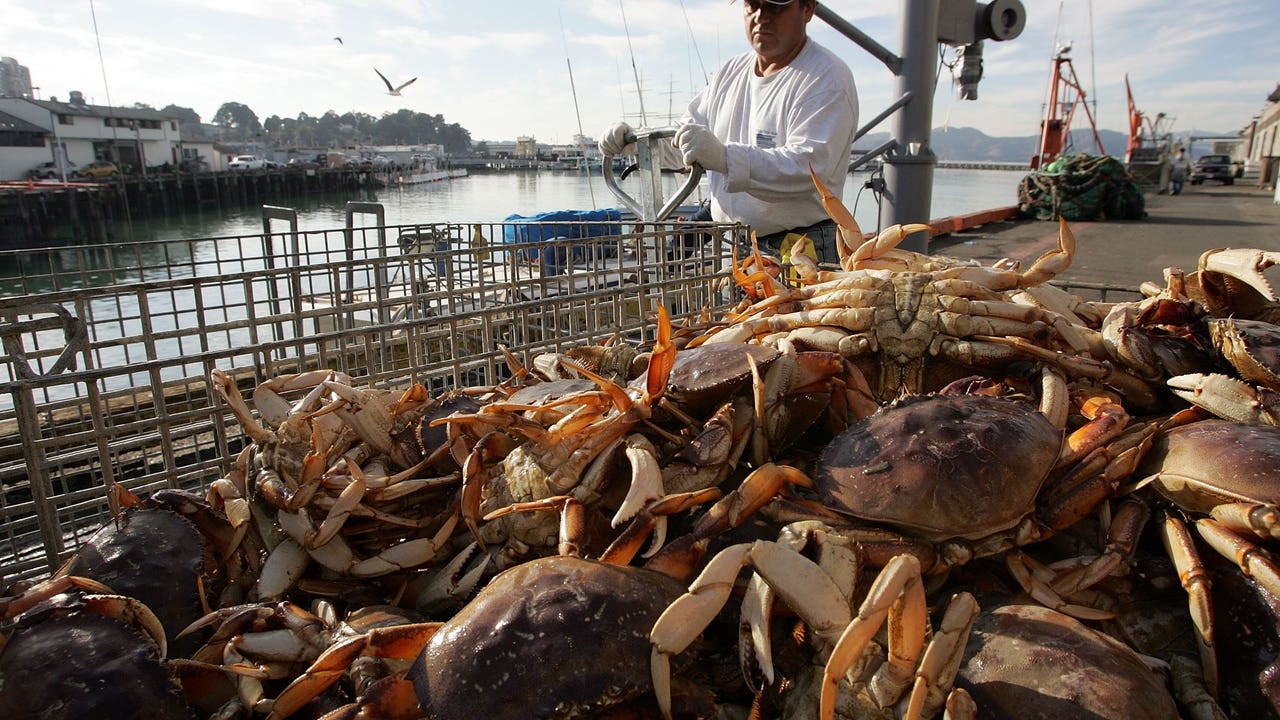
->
xmin=5 ymin=172 xmax=1280 ymax=720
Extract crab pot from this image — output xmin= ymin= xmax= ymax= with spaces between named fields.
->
xmin=0 ymin=215 xmax=748 ymax=586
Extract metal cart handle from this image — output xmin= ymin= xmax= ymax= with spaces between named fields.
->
xmin=0 ymin=303 xmax=88 ymax=381
xmin=602 ymin=127 xmax=705 ymax=222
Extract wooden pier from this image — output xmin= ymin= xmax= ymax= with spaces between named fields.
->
xmin=0 ymin=166 xmax=385 ymax=246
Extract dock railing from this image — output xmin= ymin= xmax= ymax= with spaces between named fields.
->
xmin=0 ymin=216 xmax=747 ymax=585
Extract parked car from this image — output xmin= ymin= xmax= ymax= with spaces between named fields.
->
xmin=227 ymin=155 xmax=267 ymax=170
xmin=28 ymin=160 xmax=79 ymax=179
xmin=1191 ymin=154 xmax=1234 ymax=186
xmin=286 ymin=157 xmax=319 ymax=169
xmin=80 ymin=160 xmax=120 ymax=180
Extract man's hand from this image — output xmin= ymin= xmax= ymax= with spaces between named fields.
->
xmin=599 ymin=122 xmax=636 ymax=157
xmin=673 ymin=123 xmax=727 ymax=174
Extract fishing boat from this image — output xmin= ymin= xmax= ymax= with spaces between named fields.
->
xmin=374 ymin=153 xmax=468 ymax=186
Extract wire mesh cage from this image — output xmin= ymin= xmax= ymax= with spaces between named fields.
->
xmin=0 ymin=215 xmax=749 ymax=585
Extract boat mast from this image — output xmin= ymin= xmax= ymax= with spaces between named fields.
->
xmin=619 ymin=0 xmax=648 ymax=126
xmin=1030 ymin=46 xmax=1105 ymax=169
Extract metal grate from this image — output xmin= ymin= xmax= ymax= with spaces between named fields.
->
xmin=0 ymin=215 xmax=748 ymax=585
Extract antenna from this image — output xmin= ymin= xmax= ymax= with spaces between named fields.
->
xmin=558 ymin=5 xmax=597 ymax=207
xmin=619 ymin=0 xmax=648 ymax=126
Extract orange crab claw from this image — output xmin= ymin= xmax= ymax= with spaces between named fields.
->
xmin=646 ymin=306 xmax=676 ymax=402
xmin=808 ymin=163 xmax=864 ymax=266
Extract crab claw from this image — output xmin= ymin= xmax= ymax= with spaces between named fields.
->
xmin=1199 ymin=247 xmax=1280 ymax=301
xmin=1019 ymin=217 xmax=1076 ymax=288
xmin=808 ymin=163 xmax=864 ymax=264
xmin=1168 ymin=373 xmax=1280 ymax=426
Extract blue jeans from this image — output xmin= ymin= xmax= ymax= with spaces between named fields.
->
xmin=1171 ymin=180 xmax=1185 ymax=195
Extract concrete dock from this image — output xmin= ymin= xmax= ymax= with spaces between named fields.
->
xmin=930 ymin=183 xmax=1280 ymax=294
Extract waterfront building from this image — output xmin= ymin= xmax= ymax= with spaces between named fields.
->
xmin=0 ymin=91 xmax=206 ymax=180
xmin=1242 ymin=85 xmax=1280 ymax=190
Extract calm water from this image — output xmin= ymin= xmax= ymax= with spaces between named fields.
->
xmin=101 ymin=166 xmax=1025 ymax=245
xmin=0 ymin=167 xmax=1024 ymax=403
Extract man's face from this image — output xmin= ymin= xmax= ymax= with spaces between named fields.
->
xmin=743 ymin=0 xmax=812 ymax=68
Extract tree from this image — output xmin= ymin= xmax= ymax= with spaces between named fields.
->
xmin=162 ymin=104 xmax=204 ymax=141
xmin=212 ymin=102 xmax=263 ymax=139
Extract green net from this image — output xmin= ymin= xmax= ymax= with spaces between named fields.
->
xmin=1017 ymin=153 xmax=1146 ymax=221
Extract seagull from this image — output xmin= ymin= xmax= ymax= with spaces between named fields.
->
xmin=333 ymin=36 xmax=343 ymax=45
xmin=374 ymin=68 xmax=417 ymax=96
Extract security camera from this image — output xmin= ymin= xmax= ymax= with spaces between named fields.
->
xmin=937 ymin=0 xmax=1026 ymax=45
xmin=978 ymin=0 xmax=1025 ymax=42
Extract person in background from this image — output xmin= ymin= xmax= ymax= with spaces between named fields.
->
xmin=1169 ymin=148 xmax=1191 ymax=196
xmin=599 ymin=0 xmax=858 ymax=266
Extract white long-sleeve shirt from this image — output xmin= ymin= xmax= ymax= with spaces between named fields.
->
xmin=683 ymin=37 xmax=858 ymax=237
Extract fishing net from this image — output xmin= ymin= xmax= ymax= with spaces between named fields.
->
xmin=1017 ymin=153 xmax=1146 ymax=221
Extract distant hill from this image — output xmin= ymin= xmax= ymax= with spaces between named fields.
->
xmin=856 ymin=127 xmax=1169 ymax=163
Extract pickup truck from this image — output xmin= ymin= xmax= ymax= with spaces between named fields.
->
xmin=227 ymin=154 xmax=267 ymax=171
xmin=1190 ymin=154 xmax=1234 ymax=186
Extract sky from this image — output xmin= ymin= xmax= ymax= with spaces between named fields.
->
xmin=2 ymin=0 xmax=1276 ymax=147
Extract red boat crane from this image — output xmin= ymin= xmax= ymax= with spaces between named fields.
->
xmin=1031 ymin=45 xmax=1106 ymax=169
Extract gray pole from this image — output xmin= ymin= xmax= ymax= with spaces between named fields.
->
xmin=883 ymin=0 xmax=940 ymax=253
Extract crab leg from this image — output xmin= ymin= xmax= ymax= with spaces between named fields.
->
xmin=265 ymin=623 xmax=442 ymax=720
xmin=905 ymin=591 xmax=980 ymax=719
xmin=822 ymin=554 xmax=927 ymax=720
xmin=650 ymin=539 xmax=853 ymax=720
xmin=1005 ymin=551 xmax=1115 ymax=620
xmin=1196 ymin=516 xmax=1280 ymax=601
xmin=1210 ymin=501 xmax=1280 ymax=542
xmin=1162 ymin=512 xmax=1219 ymax=700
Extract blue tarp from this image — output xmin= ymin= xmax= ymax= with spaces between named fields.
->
xmin=502 ymin=208 xmax=623 ymax=273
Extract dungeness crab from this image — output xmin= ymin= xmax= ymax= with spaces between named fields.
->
xmin=702 ymin=169 xmax=1096 ymax=405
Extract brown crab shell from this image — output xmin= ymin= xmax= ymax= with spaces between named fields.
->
xmin=815 ymin=393 xmax=1063 ymax=540
xmin=1136 ymin=419 xmax=1280 ymax=513
xmin=649 ymin=342 xmax=781 ymax=418
xmin=0 ymin=604 xmax=196 ymax=720
xmin=409 ymin=555 xmax=698 ymax=719
xmin=956 ymin=601 xmax=1180 ymax=719
xmin=64 ymin=503 xmax=210 ymax=646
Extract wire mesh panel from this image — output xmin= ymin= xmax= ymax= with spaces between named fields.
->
xmin=0 ymin=216 xmax=748 ymax=585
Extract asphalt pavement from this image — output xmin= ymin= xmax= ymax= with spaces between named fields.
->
xmin=929 ymin=183 xmax=1280 ymax=296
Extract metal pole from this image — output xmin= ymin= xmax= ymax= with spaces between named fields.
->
xmin=882 ymin=0 xmax=941 ymax=253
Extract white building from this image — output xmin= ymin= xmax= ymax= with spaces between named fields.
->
xmin=0 ymin=91 xmax=195 ymax=180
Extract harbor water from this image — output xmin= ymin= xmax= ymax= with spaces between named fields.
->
xmin=0 ymin=167 xmax=1024 ymax=401
xmin=51 ymin=166 xmax=1025 ymax=254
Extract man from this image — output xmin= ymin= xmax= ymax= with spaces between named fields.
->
xmin=1169 ymin=148 xmax=1190 ymax=196
xmin=599 ymin=0 xmax=858 ymax=265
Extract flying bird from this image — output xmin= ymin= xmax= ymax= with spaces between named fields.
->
xmin=333 ymin=36 xmax=343 ymax=45
xmin=374 ymin=68 xmax=417 ymax=96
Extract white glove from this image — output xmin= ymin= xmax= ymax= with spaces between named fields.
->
xmin=673 ymin=123 xmax=727 ymax=174
xmin=599 ymin=122 xmax=636 ymax=157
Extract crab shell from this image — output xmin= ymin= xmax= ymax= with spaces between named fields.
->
xmin=652 ymin=342 xmax=781 ymax=418
xmin=1135 ymin=420 xmax=1280 ymax=513
xmin=814 ymin=393 xmax=1063 ymax=540
xmin=0 ymin=596 xmax=196 ymax=720
xmin=1209 ymin=317 xmax=1280 ymax=390
xmin=956 ymin=601 xmax=1179 ymax=719
xmin=408 ymin=555 xmax=712 ymax=719
xmin=64 ymin=501 xmax=213 ymax=647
